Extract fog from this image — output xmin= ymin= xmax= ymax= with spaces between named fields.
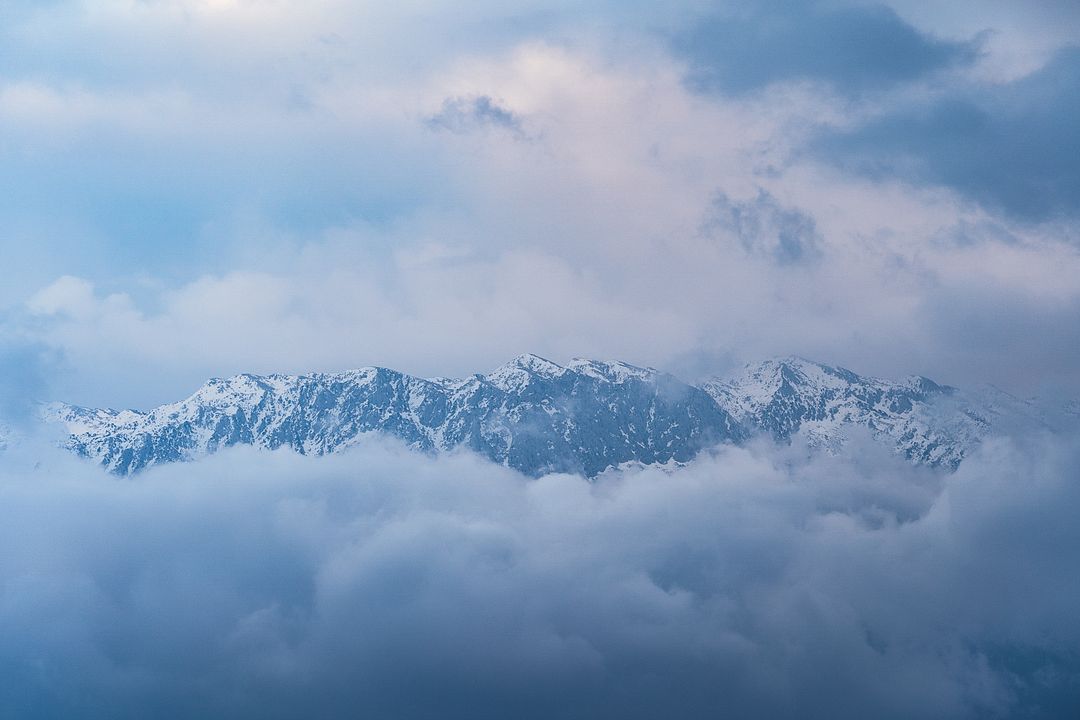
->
xmin=0 ymin=432 xmax=1077 ymax=719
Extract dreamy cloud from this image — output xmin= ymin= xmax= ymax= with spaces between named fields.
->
xmin=675 ymin=0 xmax=977 ymax=96
xmin=0 ymin=430 xmax=1078 ymax=718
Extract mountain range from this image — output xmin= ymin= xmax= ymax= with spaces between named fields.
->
xmin=43 ymin=354 xmax=1060 ymax=477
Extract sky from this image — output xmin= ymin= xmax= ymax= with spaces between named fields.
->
xmin=2 ymin=3 xmax=1080 ymax=718
xmin=0 ymin=0 xmax=1077 ymax=411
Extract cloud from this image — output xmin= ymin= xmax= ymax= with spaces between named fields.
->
xmin=0 ymin=317 xmax=58 ymax=430
xmin=1 ymin=6 xmax=1078 ymax=715
xmin=2 ymin=38 xmax=1075 ymax=411
xmin=427 ymin=95 xmax=528 ymax=137
xmin=917 ymin=281 xmax=1080 ymax=397
xmin=2 ymin=6 xmax=1079 ymax=410
xmin=817 ymin=46 xmax=1080 ymax=222
xmin=703 ymin=189 xmax=823 ymax=265
xmin=674 ymin=0 xmax=977 ymax=96
xmin=0 ymin=0 xmax=558 ymax=283
xmin=0 ymin=429 xmax=1078 ymax=718
xmin=885 ymin=0 xmax=1080 ymax=82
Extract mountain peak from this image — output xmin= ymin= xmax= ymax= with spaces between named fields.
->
xmin=508 ymin=353 xmax=564 ymax=372
xmin=484 ymin=354 xmax=567 ymax=391
xmin=566 ymin=358 xmax=657 ymax=383
xmin=744 ymin=356 xmax=861 ymax=388
xmin=760 ymin=354 xmax=820 ymax=367
xmin=188 ymin=372 xmax=276 ymax=408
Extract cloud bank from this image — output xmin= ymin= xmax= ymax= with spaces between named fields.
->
xmin=1 ymin=433 xmax=1078 ymax=719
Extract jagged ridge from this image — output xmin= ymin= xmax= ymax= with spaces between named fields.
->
xmin=51 ymin=355 xmax=743 ymax=476
xmin=47 ymin=355 xmax=1032 ymax=476
xmin=701 ymin=357 xmax=988 ymax=467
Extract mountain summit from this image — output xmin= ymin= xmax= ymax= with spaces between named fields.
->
xmin=47 ymin=356 xmax=1030 ymax=476
xmin=700 ymin=356 xmax=992 ymax=467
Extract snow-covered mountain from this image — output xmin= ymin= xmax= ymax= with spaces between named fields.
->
xmin=46 ymin=355 xmax=1042 ymax=476
xmin=49 ymin=355 xmax=743 ymax=476
xmin=701 ymin=357 xmax=994 ymax=468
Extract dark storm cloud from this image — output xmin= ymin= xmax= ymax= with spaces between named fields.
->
xmin=674 ymin=0 xmax=977 ymax=96
xmin=817 ymin=46 xmax=1080 ymax=222
xmin=0 ymin=432 xmax=1078 ymax=719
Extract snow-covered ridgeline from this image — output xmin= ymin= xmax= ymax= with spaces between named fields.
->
xmin=45 ymin=355 xmax=1048 ymax=476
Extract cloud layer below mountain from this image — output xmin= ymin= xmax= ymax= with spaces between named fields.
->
xmin=1 ymin=432 xmax=1078 ymax=719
